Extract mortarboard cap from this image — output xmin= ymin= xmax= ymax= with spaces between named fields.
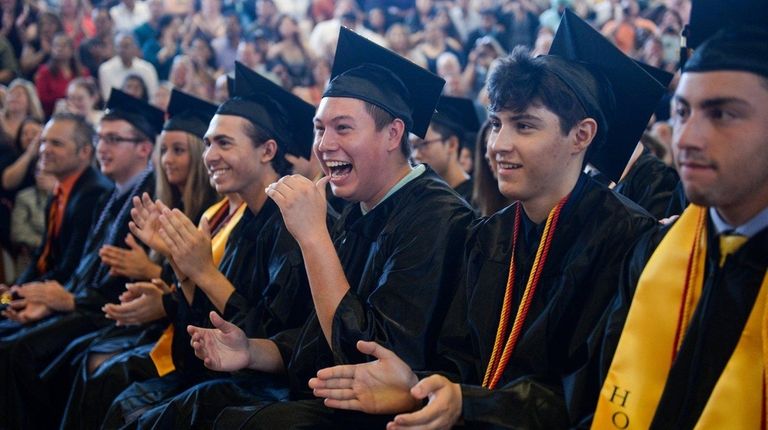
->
xmin=164 ymin=89 xmax=218 ymax=139
xmin=226 ymin=74 xmax=234 ymax=99
xmin=215 ymin=62 xmax=315 ymax=159
xmin=104 ymin=88 xmax=165 ymax=142
xmin=432 ymin=96 xmax=481 ymax=144
xmin=323 ymin=27 xmax=445 ymax=138
xmin=548 ymin=9 xmax=665 ymax=182
xmin=684 ymin=0 xmax=768 ymax=78
xmin=635 ymin=61 xmax=674 ymax=88
xmin=687 ymin=0 xmax=768 ymax=50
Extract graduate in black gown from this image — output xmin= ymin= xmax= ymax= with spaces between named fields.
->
xmin=593 ymin=5 xmax=768 ymax=427
xmin=614 ymin=145 xmax=680 ymax=220
xmin=308 ymin=11 xmax=664 ymax=429
xmin=64 ymin=65 xmax=327 ymax=429
xmin=0 ymin=89 xmax=162 ymax=430
xmin=57 ymin=89 xmax=219 ymax=430
xmin=411 ymin=95 xmax=480 ymax=207
xmin=157 ymin=27 xmax=476 ymax=429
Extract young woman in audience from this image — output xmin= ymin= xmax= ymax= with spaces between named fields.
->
xmin=55 ymin=77 xmax=103 ymax=125
xmin=34 ymin=32 xmax=89 ymax=117
xmin=98 ymin=110 xmax=217 ymax=280
xmin=267 ymin=14 xmax=314 ymax=89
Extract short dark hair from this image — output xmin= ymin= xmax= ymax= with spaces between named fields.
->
xmin=430 ymin=121 xmax=464 ymax=156
xmin=363 ymin=101 xmax=410 ymax=158
xmin=487 ymin=46 xmax=588 ymax=138
xmin=51 ymin=112 xmax=96 ymax=153
xmin=241 ymin=121 xmax=291 ymax=176
xmin=100 ymin=112 xmax=153 ymax=143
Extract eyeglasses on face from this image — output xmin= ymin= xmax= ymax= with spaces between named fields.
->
xmin=410 ymin=137 xmax=446 ymax=151
xmin=96 ymin=134 xmax=144 ymax=146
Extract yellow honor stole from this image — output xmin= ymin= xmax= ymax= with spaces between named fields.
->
xmin=149 ymin=198 xmax=247 ymax=376
xmin=592 ymin=204 xmax=768 ymax=429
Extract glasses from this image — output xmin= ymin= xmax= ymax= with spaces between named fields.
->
xmin=411 ymin=137 xmax=446 ymax=151
xmin=97 ymin=134 xmax=144 ymax=146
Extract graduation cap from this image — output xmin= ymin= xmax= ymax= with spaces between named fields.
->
xmin=684 ymin=0 xmax=768 ymax=78
xmin=215 ymin=62 xmax=315 ymax=159
xmin=432 ymin=96 xmax=481 ymax=145
xmin=104 ymin=88 xmax=165 ymax=141
xmin=163 ymin=89 xmax=218 ymax=139
xmin=636 ymin=61 xmax=674 ymax=88
xmin=323 ymin=27 xmax=445 ymax=138
xmin=226 ymin=74 xmax=234 ymax=99
xmin=687 ymin=0 xmax=768 ymax=50
xmin=547 ymin=9 xmax=665 ymax=182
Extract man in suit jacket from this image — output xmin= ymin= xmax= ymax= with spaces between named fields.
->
xmin=0 ymin=90 xmax=162 ymax=429
xmin=13 ymin=113 xmax=114 ymax=286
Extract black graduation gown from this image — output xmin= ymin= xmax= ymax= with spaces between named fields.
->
xmin=436 ymin=175 xmax=657 ymax=429
xmin=61 ymin=199 xmax=324 ymax=430
xmin=596 ymin=216 xmax=768 ymax=429
xmin=0 ymin=168 xmax=155 ymax=430
xmin=139 ymin=167 xmax=475 ymax=429
xmin=274 ymin=168 xmax=475 ymax=399
xmin=454 ymin=176 xmax=475 ymax=208
xmin=614 ymin=151 xmax=679 ymax=220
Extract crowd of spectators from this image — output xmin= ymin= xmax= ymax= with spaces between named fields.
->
xmin=0 ymin=0 xmax=688 ymax=281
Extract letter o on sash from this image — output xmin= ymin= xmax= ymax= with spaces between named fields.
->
xmin=611 ymin=412 xmax=629 ymax=429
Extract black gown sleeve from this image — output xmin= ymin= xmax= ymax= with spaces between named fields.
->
xmin=330 ymin=204 xmax=473 ymax=370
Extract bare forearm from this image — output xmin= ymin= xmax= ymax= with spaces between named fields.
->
xmin=247 ymin=338 xmax=285 ymax=373
xmin=193 ymin=267 xmax=235 ymax=314
xmin=2 ymin=151 xmax=34 ymax=190
xmin=298 ymin=232 xmax=350 ymax=346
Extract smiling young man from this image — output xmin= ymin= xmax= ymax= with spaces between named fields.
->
xmin=77 ymin=63 xmax=326 ymax=430
xmin=411 ymin=95 xmax=481 ymax=206
xmin=0 ymin=89 xmax=161 ymax=429
xmin=180 ymin=27 xmax=475 ymax=429
xmin=307 ymin=11 xmax=664 ymax=428
xmin=592 ymin=16 xmax=768 ymax=430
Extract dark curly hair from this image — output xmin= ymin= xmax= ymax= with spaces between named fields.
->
xmin=486 ymin=46 xmax=589 ymax=138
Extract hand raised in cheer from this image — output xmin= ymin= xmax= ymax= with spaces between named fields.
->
xmin=265 ymin=174 xmax=330 ymax=246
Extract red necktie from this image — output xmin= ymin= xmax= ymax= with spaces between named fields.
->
xmin=35 ymin=185 xmax=62 ymax=273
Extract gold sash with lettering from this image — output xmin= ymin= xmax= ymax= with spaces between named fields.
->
xmin=592 ymin=204 xmax=768 ymax=429
xmin=150 ymin=199 xmax=247 ymax=376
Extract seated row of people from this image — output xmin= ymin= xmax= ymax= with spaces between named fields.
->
xmin=0 ymin=3 xmax=766 ymax=429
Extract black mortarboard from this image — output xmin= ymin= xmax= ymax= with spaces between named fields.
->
xmin=104 ymin=88 xmax=165 ymax=141
xmin=636 ymin=61 xmax=674 ymax=88
xmin=684 ymin=0 xmax=768 ymax=78
xmin=323 ymin=27 xmax=444 ymax=138
xmin=164 ymin=89 xmax=218 ymax=139
xmin=687 ymin=0 xmax=768 ymax=50
xmin=226 ymin=74 xmax=234 ymax=98
xmin=215 ymin=62 xmax=315 ymax=159
xmin=547 ymin=9 xmax=665 ymax=182
xmin=432 ymin=96 xmax=481 ymax=145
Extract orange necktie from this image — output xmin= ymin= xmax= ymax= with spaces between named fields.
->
xmin=35 ymin=185 xmax=62 ymax=273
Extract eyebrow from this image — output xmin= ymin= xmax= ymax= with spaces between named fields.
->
xmin=674 ymin=95 xmax=751 ymax=109
xmin=498 ymin=112 xmax=543 ymax=122
xmin=314 ymin=115 xmax=356 ymax=125
xmin=204 ymin=134 xmax=233 ymax=143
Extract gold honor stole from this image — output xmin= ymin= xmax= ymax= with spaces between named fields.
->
xmin=592 ymin=204 xmax=768 ymax=429
xmin=150 ymin=199 xmax=247 ymax=376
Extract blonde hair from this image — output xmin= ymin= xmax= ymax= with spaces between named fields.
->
xmin=6 ymin=79 xmax=45 ymax=121
xmin=153 ymin=131 xmax=218 ymax=221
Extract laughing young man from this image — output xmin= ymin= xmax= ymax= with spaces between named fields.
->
xmin=181 ymin=27 xmax=475 ymax=429
xmin=307 ymin=11 xmax=665 ymax=429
